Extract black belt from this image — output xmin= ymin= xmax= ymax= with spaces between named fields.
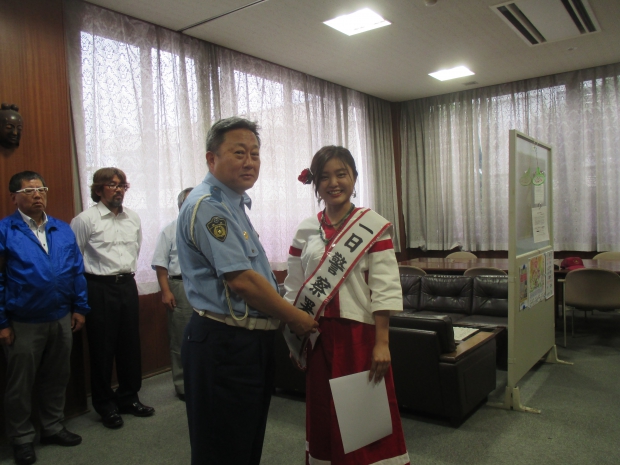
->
xmin=169 ymin=275 xmax=183 ymax=281
xmin=85 ymin=273 xmax=135 ymax=284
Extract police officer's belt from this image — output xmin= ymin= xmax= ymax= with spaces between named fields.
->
xmin=84 ymin=273 xmax=135 ymax=284
xmin=169 ymin=275 xmax=183 ymax=281
xmin=193 ymin=308 xmax=279 ymax=331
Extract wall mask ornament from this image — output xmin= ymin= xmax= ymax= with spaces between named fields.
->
xmin=0 ymin=103 xmax=23 ymax=154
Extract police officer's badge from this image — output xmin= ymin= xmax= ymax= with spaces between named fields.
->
xmin=207 ymin=216 xmax=228 ymax=242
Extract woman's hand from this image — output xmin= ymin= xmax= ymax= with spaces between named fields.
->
xmin=369 ymin=340 xmax=391 ymax=383
xmin=369 ymin=310 xmax=392 ymax=383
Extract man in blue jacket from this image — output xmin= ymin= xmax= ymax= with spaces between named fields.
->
xmin=0 ymin=171 xmax=90 ymax=465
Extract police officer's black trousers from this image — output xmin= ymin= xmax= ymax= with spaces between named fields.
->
xmin=85 ymin=277 xmax=142 ymax=415
xmin=182 ymin=313 xmax=275 ymax=465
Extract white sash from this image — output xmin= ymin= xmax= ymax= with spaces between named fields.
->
xmin=284 ymin=208 xmax=391 ymax=367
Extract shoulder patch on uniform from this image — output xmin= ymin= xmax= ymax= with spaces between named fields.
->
xmin=207 ymin=216 xmax=228 ymax=242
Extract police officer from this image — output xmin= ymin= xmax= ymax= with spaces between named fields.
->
xmin=177 ymin=117 xmax=317 ymax=465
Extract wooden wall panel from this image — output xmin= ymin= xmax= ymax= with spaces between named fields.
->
xmin=0 ymin=0 xmax=88 ymax=432
xmin=139 ymin=293 xmax=172 ymax=378
xmin=0 ymin=0 xmax=74 ymax=223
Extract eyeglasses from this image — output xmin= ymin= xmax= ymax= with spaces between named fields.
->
xmin=104 ymin=183 xmax=130 ymax=191
xmin=14 ymin=187 xmax=49 ymax=195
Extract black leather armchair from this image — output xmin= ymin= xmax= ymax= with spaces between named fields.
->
xmin=390 ymin=315 xmax=497 ymax=422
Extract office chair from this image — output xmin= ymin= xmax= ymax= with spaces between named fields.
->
xmin=464 ymin=267 xmax=507 ymax=277
xmin=563 ymin=268 xmax=620 ymax=340
xmin=446 ymin=251 xmax=477 ymax=260
xmin=399 ymin=265 xmax=427 ymax=276
xmin=593 ymin=252 xmax=620 ymax=260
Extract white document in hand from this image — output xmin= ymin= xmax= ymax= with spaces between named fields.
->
xmin=329 ymin=370 xmax=393 ymax=454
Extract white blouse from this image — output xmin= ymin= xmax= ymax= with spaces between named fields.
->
xmin=284 ymin=213 xmax=402 ymax=325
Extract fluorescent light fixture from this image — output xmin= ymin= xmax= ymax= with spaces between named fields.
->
xmin=429 ymin=66 xmax=475 ymax=81
xmin=324 ymin=8 xmax=391 ymax=36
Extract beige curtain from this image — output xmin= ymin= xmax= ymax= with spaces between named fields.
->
xmin=365 ymin=97 xmax=400 ymax=251
xmin=401 ymin=63 xmax=620 ymax=252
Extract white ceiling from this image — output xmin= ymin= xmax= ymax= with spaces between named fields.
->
xmin=84 ymin=0 xmax=620 ymax=102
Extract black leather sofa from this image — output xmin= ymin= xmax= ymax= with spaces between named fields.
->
xmin=395 ymin=274 xmax=508 ymax=328
xmin=394 ymin=273 xmax=508 ymax=368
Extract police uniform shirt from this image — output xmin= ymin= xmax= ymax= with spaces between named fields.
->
xmin=70 ymin=202 xmax=142 ymax=275
xmin=151 ymin=219 xmax=181 ymax=276
xmin=177 ymin=172 xmax=278 ymax=319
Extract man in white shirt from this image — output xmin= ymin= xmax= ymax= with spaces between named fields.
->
xmin=71 ymin=167 xmax=154 ymax=430
xmin=151 ymin=187 xmax=193 ymax=400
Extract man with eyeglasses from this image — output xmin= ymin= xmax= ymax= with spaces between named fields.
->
xmin=0 ymin=171 xmax=89 ymax=465
xmin=71 ymin=167 xmax=154 ymax=430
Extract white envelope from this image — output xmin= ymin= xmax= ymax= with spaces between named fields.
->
xmin=329 ymin=370 xmax=393 ymax=454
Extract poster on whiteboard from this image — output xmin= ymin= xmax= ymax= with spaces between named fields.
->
xmin=528 ymin=254 xmax=545 ymax=307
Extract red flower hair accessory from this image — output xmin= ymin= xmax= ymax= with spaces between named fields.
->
xmin=298 ymin=168 xmax=313 ymax=185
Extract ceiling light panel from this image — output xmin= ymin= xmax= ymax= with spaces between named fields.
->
xmin=324 ymin=8 xmax=391 ymax=36
xmin=429 ymin=66 xmax=475 ymax=81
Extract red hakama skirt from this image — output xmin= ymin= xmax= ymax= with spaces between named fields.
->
xmin=305 ymin=317 xmax=410 ymax=465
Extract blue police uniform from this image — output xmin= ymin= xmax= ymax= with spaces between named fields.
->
xmin=177 ymin=172 xmax=278 ymax=465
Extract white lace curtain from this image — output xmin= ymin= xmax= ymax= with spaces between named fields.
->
xmin=63 ymin=0 xmax=399 ymax=293
xmin=400 ymin=63 xmax=620 ymax=252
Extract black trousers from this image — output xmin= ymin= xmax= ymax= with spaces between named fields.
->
xmin=85 ymin=277 xmax=142 ymax=415
xmin=182 ymin=312 xmax=275 ymax=465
